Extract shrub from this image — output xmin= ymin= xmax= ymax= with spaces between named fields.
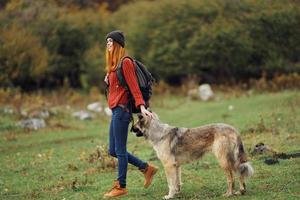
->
xmin=249 ymin=4 xmax=300 ymax=77
xmin=0 ymin=25 xmax=49 ymax=89
xmin=109 ymin=0 xmax=300 ymax=85
xmin=82 ymin=44 xmax=106 ymax=91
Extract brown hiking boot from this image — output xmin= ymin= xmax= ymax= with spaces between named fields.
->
xmin=140 ymin=164 xmax=158 ymax=188
xmin=103 ymin=180 xmax=128 ymax=198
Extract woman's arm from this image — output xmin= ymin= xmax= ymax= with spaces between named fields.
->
xmin=122 ymin=58 xmax=145 ymax=108
xmin=122 ymin=58 xmax=153 ymax=118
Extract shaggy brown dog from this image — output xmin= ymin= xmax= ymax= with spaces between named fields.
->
xmin=132 ymin=113 xmax=254 ymax=199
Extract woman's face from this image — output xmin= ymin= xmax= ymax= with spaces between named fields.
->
xmin=106 ymin=38 xmax=113 ymax=52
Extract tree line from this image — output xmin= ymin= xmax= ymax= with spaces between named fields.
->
xmin=0 ymin=0 xmax=299 ymax=90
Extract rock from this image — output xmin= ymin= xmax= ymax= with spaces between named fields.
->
xmin=17 ymin=118 xmax=46 ymax=130
xmin=87 ymin=102 xmax=102 ymax=113
xmin=72 ymin=110 xmax=93 ymax=120
xmin=228 ymin=105 xmax=234 ymax=111
xmin=251 ymin=142 xmax=276 ymax=156
xmin=104 ymin=107 xmax=112 ymax=116
xmin=198 ymin=84 xmax=214 ymax=101
xmin=264 ymin=158 xmax=279 ymax=165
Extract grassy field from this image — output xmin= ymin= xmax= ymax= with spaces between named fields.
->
xmin=0 ymin=90 xmax=299 ymax=200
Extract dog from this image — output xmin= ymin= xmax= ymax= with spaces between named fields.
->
xmin=132 ymin=113 xmax=254 ymax=199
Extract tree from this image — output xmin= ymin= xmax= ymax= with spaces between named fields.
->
xmin=0 ymin=25 xmax=49 ymax=89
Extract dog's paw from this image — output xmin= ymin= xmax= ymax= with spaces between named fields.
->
xmin=163 ymin=194 xmax=174 ymax=199
xmin=223 ymin=192 xmax=234 ymax=197
xmin=234 ymin=190 xmax=245 ymax=196
xmin=175 ymin=187 xmax=181 ymax=194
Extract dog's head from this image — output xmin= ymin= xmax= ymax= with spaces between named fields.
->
xmin=131 ymin=113 xmax=158 ymax=138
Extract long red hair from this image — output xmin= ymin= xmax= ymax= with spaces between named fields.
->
xmin=105 ymin=41 xmax=126 ymax=72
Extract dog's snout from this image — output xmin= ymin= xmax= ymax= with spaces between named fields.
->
xmin=131 ymin=126 xmax=139 ymax=133
xmin=130 ymin=125 xmax=144 ymax=137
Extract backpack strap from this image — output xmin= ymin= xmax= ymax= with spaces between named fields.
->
xmin=116 ymin=56 xmax=134 ymax=90
xmin=116 ymin=56 xmax=136 ymax=121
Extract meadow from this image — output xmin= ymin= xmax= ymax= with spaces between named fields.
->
xmin=0 ymin=90 xmax=299 ymax=200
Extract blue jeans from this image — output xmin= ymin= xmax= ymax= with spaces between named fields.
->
xmin=109 ymin=106 xmax=148 ymax=188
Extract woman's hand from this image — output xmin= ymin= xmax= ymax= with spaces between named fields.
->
xmin=140 ymin=105 xmax=153 ymax=119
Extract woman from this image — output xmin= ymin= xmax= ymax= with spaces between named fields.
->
xmin=103 ymin=30 xmax=157 ymax=198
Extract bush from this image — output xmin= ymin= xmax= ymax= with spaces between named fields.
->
xmin=186 ymin=19 xmax=253 ymax=83
xmin=44 ymin=21 xmax=89 ymax=88
xmin=0 ymin=25 xmax=49 ymax=89
xmin=109 ymin=0 xmax=300 ymax=85
xmin=249 ymin=6 xmax=300 ymax=76
xmin=1 ymin=0 xmax=299 ymax=90
xmin=82 ymin=44 xmax=106 ymax=91
xmin=0 ymin=0 xmax=108 ymax=90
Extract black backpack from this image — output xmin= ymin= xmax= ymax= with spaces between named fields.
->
xmin=116 ymin=56 xmax=154 ymax=113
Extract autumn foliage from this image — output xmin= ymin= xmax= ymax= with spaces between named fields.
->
xmin=0 ymin=0 xmax=299 ymax=90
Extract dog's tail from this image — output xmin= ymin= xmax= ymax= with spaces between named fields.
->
xmin=237 ymin=137 xmax=254 ymax=177
xmin=239 ymin=162 xmax=254 ymax=177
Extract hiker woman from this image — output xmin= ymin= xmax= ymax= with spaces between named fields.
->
xmin=103 ymin=30 xmax=157 ymax=198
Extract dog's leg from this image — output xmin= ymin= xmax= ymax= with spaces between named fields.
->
xmin=214 ymin=143 xmax=236 ymax=197
xmin=163 ymin=163 xmax=177 ymax=199
xmin=223 ymin=169 xmax=235 ymax=197
xmin=235 ymin=176 xmax=246 ymax=195
xmin=175 ymin=166 xmax=182 ymax=194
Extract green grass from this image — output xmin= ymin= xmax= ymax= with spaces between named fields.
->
xmin=1 ymin=90 xmax=300 ymax=199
